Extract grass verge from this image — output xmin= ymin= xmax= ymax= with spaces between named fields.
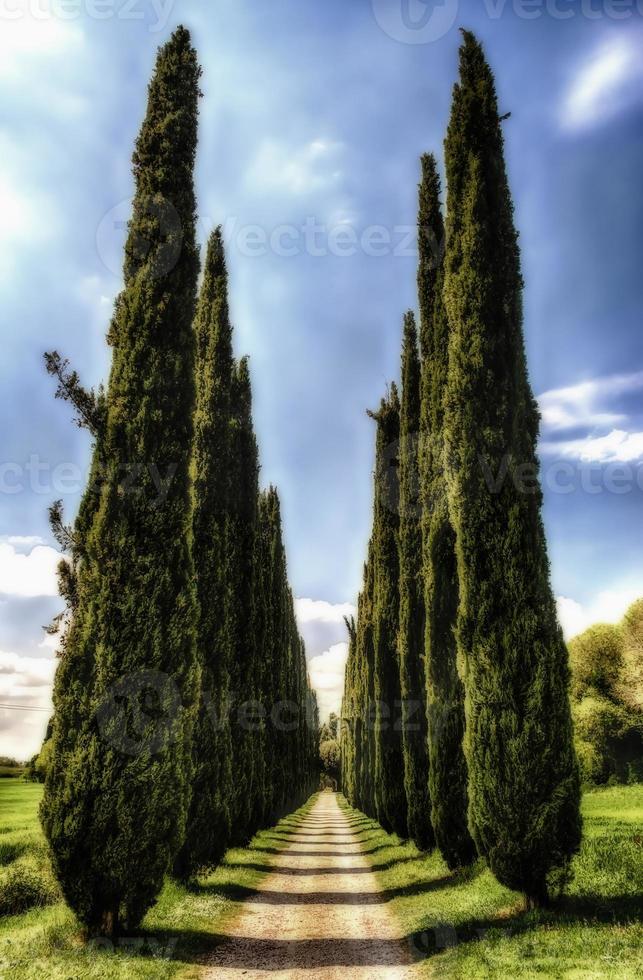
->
xmin=0 ymin=781 xmax=317 ymax=979
xmin=339 ymin=784 xmax=643 ymax=978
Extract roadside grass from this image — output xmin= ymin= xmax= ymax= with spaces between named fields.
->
xmin=0 ymin=781 xmax=317 ymax=979
xmin=339 ymin=784 xmax=643 ymax=978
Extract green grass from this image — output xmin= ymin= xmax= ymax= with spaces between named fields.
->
xmin=339 ymin=785 xmax=643 ymax=978
xmin=0 ymin=781 xmax=318 ymax=978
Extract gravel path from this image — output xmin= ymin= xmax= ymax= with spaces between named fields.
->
xmin=202 ymin=791 xmax=417 ymax=979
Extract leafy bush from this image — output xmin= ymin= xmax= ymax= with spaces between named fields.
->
xmin=620 ymin=599 xmax=643 ymax=712
xmin=569 ymin=624 xmax=624 ymax=699
xmin=569 ymin=613 xmax=643 ymax=785
xmin=0 ymin=854 xmax=59 ymax=916
xmin=319 ymin=739 xmax=340 ymax=781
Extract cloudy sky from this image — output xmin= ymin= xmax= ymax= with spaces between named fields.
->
xmin=2 ymin=1 xmax=643 ymax=755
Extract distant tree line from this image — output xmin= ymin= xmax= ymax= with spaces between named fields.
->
xmin=39 ymin=27 xmax=318 ymax=938
xmin=341 ymin=32 xmax=582 ymax=909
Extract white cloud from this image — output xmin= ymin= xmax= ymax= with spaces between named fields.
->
xmin=0 ymin=650 xmax=55 ymax=761
xmin=538 ymin=371 xmax=643 ymax=462
xmin=295 ymin=597 xmax=355 ymax=624
xmin=556 ymin=586 xmax=642 ymax=641
xmin=295 ymin=596 xmax=356 ymax=662
xmin=560 ymin=34 xmax=643 ymax=132
xmin=308 ymin=641 xmax=348 ymax=722
xmin=2 ymin=535 xmax=45 ymax=549
xmin=0 ymin=3 xmax=83 ymax=80
xmin=542 ymin=428 xmax=643 ymax=464
xmin=0 ymin=543 xmax=60 ymax=598
xmin=245 ymin=138 xmax=344 ymax=196
xmin=538 ymin=371 xmax=643 ymax=432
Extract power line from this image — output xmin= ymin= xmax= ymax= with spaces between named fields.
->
xmin=0 ymin=703 xmax=50 ymax=712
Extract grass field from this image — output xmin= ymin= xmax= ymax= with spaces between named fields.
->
xmin=0 ymin=781 xmax=316 ymax=979
xmin=339 ymin=785 xmax=643 ymax=978
xmin=1 ymin=782 xmax=641 ymax=978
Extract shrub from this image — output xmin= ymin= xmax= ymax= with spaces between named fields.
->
xmin=570 ymin=622 xmax=643 ymax=785
xmin=0 ymin=855 xmax=59 ymax=916
xmin=569 ymin=624 xmax=624 ymax=699
xmin=620 ymin=599 xmax=643 ymax=712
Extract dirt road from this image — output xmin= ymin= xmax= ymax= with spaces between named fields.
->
xmin=202 ymin=791 xmax=416 ymax=979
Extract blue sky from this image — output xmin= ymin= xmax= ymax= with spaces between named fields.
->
xmin=2 ymin=0 xmax=643 ymax=751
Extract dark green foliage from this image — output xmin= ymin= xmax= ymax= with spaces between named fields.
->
xmin=340 ymin=616 xmax=357 ymax=801
xmin=174 ymin=228 xmax=234 ymax=879
xmin=370 ymin=386 xmax=407 ymax=838
xmin=397 ymin=311 xmax=434 ymax=851
xmin=177 ymin=231 xmax=316 ymax=871
xmin=41 ymin=27 xmax=202 ymax=935
xmin=356 ymin=551 xmax=378 ymax=817
xmin=256 ymin=489 xmax=318 ymax=821
xmin=418 ymin=154 xmax=475 ymax=869
xmin=443 ymin=31 xmax=581 ymax=904
xmin=228 ymin=357 xmax=262 ymax=843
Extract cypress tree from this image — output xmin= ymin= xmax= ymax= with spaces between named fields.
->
xmin=41 ymin=27 xmax=202 ymax=934
xmin=359 ymin=547 xmax=377 ymax=817
xmin=443 ymin=32 xmax=581 ymax=904
xmin=398 ymin=312 xmax=434 ymax=851
xmin=257 ymin=488 xmax=290 ymax=821
xmin=174 ymin=227 xmax=234 ymax=878
xmin=340 ymin=615 xmax=357 ymax=803
xmin=418 ymin=154 xmax=476 ymax=869
xmin=254 ymin=490 xmax=273 ymax=825
xmin=228 ymin=357 xmax=262 ymax=842
xmin=370 ymin=387 xmax=407 ymax=837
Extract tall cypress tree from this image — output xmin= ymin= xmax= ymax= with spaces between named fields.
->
xmin=257 ymin=487 xmax=289 ymax=821
xmin=41 ymin=27 xmax=202 ymax=934
xmin=174 ymin=227 xmax=234 ymax=879
xmin=418 ymin=154 xmax=476 ymax=869
xmin=371 ymin=386 xmax=407 ymax=837
xmin=255 ymin=486 xmax=315 ymax=817
xmin=443 ymin=32 xmax=581 ymax=904
xmin=398 ymin=312 xmax=434 ymax=851
xmin=359 ymin=547 xmax=377 ymax=817
xmin=228 ymin=357 xmax=262 ymax=843
xmin=340 ymin=616 xmax=357 ymax=802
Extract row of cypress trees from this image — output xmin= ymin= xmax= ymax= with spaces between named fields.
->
xmin=341 ymin=31 xmax=581 ymax=907
xmin=41 ymin=27 xmax=318 ymax=937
